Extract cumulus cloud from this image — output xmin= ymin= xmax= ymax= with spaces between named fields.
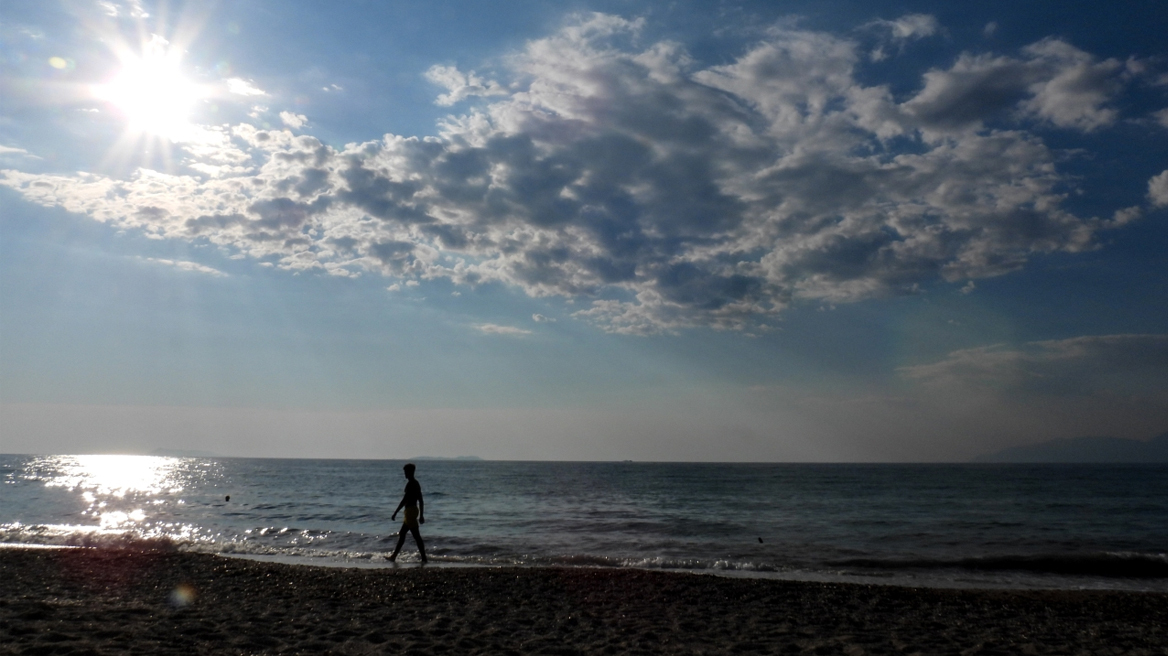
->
xmin=1149 ymin=170 xmax=1168 ymax=207
xmin=425 ymin=65 xmax=507 ymax=106
xmin=904 ymin=38 xmax=1122 ymax=132
xmin=863 ymin=13 xmax=940 ymax=61
xmin=0 ymin=14 xmax=1145 ymax=333
xmin=901 ymin=334 xmax=1168 ymax=395
xmin=226 ymin=78 xmax=266 ymax=97
xmin=1111 ymin=206 xmax=1142 ymax=225
xmin=279 ymin=111 xmax=307 ymax=129
xmin=862 ymin=14 xmax=939 ymax=62
xmin=865 ymin=14 xmax=940 ymax=41
xmin=475 ymin=323 xmax=532 ymax=336
xmin=532 ymin=313 xmax=556 ymax=323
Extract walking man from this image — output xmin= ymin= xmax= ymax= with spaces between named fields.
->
xmin=388 ymin=463 xmax=427 ymax=563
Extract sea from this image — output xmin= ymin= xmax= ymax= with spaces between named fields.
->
xmin=2 ymin=455 xmax=1166 ymax=591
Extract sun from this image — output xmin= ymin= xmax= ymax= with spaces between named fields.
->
xmin=94 ymin=36 xmax=204 ymax=141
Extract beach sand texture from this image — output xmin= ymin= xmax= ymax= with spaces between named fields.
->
xmin=2 ymin=549 xmax=1166 ymax=655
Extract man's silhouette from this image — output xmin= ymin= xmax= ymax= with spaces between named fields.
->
xmin=388 ymin=463 xmax=427 ymax=563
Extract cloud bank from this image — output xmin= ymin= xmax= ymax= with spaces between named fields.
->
xmin=901 ymin=334 xmax=1168 ymax=395
xmin=0 ymin=14 xmax=1150 ymax=333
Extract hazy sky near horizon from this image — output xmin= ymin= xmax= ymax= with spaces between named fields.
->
xmin=1 ymin=0 xmax=1166 ymax=461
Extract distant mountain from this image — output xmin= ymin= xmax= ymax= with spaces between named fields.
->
xmin=409 ymin=455 xmax=484 ymax=461
xmin=973 ymin=432 xmax=1168 ymax=463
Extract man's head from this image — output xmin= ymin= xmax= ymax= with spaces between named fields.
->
xmin=403 ymin=463 xmax=416 ymax=479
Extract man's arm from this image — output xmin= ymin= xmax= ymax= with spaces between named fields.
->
xmin=391 ymin=496 xmax=406 ymax=520
xmin=418 ymin=490 xmax=425 ymax=524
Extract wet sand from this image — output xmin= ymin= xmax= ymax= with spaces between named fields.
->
xmin=2 ymin=548 xmax=1166 ymax=655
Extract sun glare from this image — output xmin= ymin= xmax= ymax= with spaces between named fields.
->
xmin=44 ymin=454 xmax=183 ymax=497
xmin=94 ymin=37 xmax=203 ymax=141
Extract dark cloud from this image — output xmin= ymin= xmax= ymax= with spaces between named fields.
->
xmin=184 ymin=212 xmax=247 ymax=235
xmin=903 ymin=56 xmax=1034 ymax=129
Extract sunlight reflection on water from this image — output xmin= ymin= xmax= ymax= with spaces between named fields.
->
xmin=39 ymin=455 xmax=182 ymax=528
xmin=11 ymin=454 xmax=223 ymax=542
xmin=42 ymin=454 xmax=184 ymax=497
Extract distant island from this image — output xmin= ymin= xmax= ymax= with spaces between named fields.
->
xmin=409 ymin=455 xmax=484 ymax=461
xmin=973 ymin=432 xmax=1168 ymax=463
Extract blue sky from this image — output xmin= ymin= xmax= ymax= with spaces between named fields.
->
xmin=1 ymin=0 xmax=1166 ymax=460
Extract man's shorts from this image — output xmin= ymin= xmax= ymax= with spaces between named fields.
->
xmin=402 ymin=506 xmax=420 ymax=529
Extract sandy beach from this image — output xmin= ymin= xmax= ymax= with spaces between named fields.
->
xmin=2 ymin=548 xmax=1166 ymax=655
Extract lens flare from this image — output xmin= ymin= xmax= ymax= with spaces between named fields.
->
xmin=170 ymin=583 xmax=197 ymax=608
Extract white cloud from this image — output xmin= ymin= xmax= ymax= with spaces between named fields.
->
xmin=0 ymin=14 xmax=1147 ymax=334
xmin=0 ymin=145 xmax=38 ymax=158
xmin=1155 ymin=108 xmax=1168 ymax=129
xmin=864 ymin=14 xmax=939 ymax=61
xmin=1020 ymin=39 xmax=1122 ymax=131
xmin=97 ymin=0 xmax=148 ymax=18
xmin=226 ymin=78 xmax=266 ymax=97
xmin=279 ymin=111 xmax=307 ymax=129
xmin=904 ymin=38 xmax=1122 ymax=132
xmin=425 ymin=65 xmax=507 ymax=106
xmin=865 ymin=14 xmax=940 ymax=41
xmin=532 ymin=313 xmax=556 ymax=323
xmin=475 ymin=323 xmax=533 ymax=336
xmin=1149 ymin=170 xmax=1168 ymax=207
xmin=142 ymin=257 xmax=227 ymax=277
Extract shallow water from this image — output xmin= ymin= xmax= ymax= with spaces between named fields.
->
xmin=2 ymin=455 xmax=1166 ymax=590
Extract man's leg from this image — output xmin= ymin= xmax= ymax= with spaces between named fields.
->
xmin=410 ymin=526 xmax=427 ymax=563
xmin=388 ymin=527 xmax=408 ymax=561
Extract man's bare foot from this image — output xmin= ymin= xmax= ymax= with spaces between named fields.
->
xmin=387 ymin=554 xmax=396 ymax=562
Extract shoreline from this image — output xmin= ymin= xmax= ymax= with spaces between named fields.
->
xmin=220 ymin=551 xmax=1168 ymax=594
xmin=4 ymin=541 xmax=1167 ymax=593
xmin=3 ymin=548 xmax=1167 ymax=654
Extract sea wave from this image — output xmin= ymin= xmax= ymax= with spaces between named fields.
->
xmin=0 ymin=523 xmax=180 ymax=552
xmin=6 ymin=520 xmax=1167 ymax=580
